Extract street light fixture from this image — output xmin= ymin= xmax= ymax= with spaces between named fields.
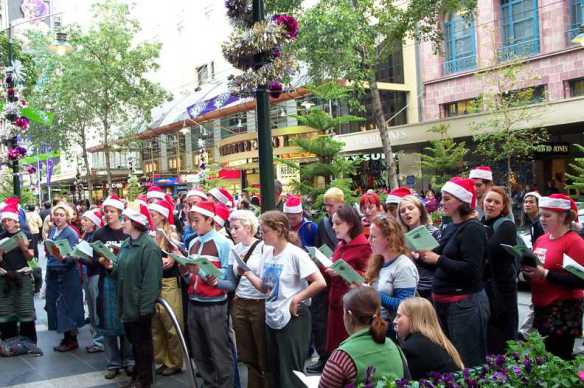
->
xmin=48 ymin=32 xmax=74 ymax=56
xmin=572 ymin=25 xmax=584 ymax=46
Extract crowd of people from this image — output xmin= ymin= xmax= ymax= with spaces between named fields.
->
xmin=0 ymin=164 xmax=583 ymax=388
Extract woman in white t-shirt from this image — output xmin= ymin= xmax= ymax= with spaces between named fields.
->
xmin=229 ymin=210 xmax=270 ymax=388
xmin=242 ymin=210 xmax=326 ymax=388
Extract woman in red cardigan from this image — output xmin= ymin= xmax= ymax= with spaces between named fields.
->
xmin=324 ymin=205 xmax=372 ymax=357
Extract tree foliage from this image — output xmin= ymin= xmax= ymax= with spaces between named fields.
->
xmin=566 ymin=144 xmax=584 ymax=199
xmin=469 ymin=61 xmax=548 ymax=189
xmin=295 ymin=0 xmax=477 ymax=188
xmin=126 ymin=174 xmax=142 ymax=201
xmin=420 ymin=124 xmax=468 ymax=188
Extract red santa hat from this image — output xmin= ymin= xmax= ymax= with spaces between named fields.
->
xmin=148 ymin=199 xmax=175 ymax=225
xmin=539 ymin=194 xmax=577 ymax=213
xmin=186 ymin=189 xmax=208 ymax=200
xmin=213 ymin=203 xmax=230 ymax=227
xmin=147 ymin=186 xmax=166 ymax=200
xmin=442 ymin=177 xmax=477 ymax=208
xmin=469 ymin=166 xmax=493 ymax=181
xmin=209 ymin=187 xmax=234 ymax=208
xmin=136 ymin=194 xmax=148 ymax=207
xmin=283 ymin=195 xmax=303 ymax=214
xmin=385 ymin=187 xmax=412 ymax=204
xmin=124 ymin=201 xmax=153 ymax=229
xmin=103 ymin=194 xmax=125 ymax=211
xmin=0 ymin=197 xmax=19 ymax=222
xmin=82 ymin=209 xmax=104 ymax=228
xmin=189 ymin=200 xmax=216 ymax=218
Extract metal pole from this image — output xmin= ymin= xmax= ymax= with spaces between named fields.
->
xmin=156 ymin=297 xmax=199 ymax=388
xmin=253 ymin=0 xmax=275 ymax=212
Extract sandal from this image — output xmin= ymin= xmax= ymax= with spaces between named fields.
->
xmin=86 ymin=345 xmax=103 ymax=353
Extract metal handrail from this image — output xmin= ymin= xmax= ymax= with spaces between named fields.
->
xmin=156 ymin=297 xmax=199 ymax=388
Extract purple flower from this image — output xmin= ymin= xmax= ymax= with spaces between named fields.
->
xmin=429 ymin=371 xmax=442 ymax=382
xmin=395 ymin=378 xmax=410 ymax=388
xmin=15 ymin=116 xmax=30 ymax=130
xmin=511 ymin=352 xmax=521 ymax=361
xmin=523 ymin=357 xmax=532 ymax=373
xmin=7 ymin=146 xmax=27 ymax=161
xmin=25 ymin=165 xmax=37 ymax=174
xmin=512 ymin=366 xmax=522 ymax=377
xmin=272 ymin=47 xmax=281 ymax=58
xmin=268 ymin=81 xmax=283 ymax=98
xmin=495 ymin=354 xmax=506 ymax=368
xmin=491 ymin=371 xmax=508 ymax=383
xmin=272 ymin=14 xmax=299 ymax=39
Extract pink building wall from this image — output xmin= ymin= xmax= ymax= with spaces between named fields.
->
xmin=419 ymin=0 xmax=584 ymax=121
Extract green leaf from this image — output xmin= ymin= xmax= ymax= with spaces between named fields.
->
xmin=20 ymin=107 xmax=54 ymax=126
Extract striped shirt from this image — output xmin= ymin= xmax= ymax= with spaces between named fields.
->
xmin=319 ymin=349 xmax=356 ymax=388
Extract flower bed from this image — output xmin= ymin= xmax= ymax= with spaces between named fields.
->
xmin=356 ymin=334 xmax=584 ymax=387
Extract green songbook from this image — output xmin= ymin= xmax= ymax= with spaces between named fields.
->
xmin=563 ymin=254 xmax=584 ymax=280
xmin=318 ymin=244 xmax=333 ymax=258
xmin=405 ymin=225 xmax=439 ymax=251
xmin=500 ymin=244 xmax=538 ymax=267
xmin=45 ymin=239 xmax=73 ymax=258
xmin=171 ymin=254 xmax=222 ymax=278
xmin=0 ymin=231 xmax=26 ymax=253
xmin=330 ymin=259 xmax=364 ymax=285
xmin=308 ymin=246 xmax=333 ymax=268
xmin=90 ymin=241 xmax=118 ymax=262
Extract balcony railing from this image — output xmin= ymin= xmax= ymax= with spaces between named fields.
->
xmin=442 ymin=54 xmax=477 ymax=75
xmin=497 ymin=38 xmax=540 ymax=62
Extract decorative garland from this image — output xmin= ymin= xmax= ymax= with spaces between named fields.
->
xmin=2 ymin=61 xmax=29 ymax=162
xmin=222 ymin=1 xmax=299 ymax=97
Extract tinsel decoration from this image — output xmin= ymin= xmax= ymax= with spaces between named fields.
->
xmin=222 ymin=0 xmax=299 ymax=96
xmin=2 ymin=63 xmax=30 ymax=137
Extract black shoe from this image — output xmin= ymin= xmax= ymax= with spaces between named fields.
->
xmin=105 ymin=369 xmax=121 ymax=380
xmin=155 ymin=365 xmax=167 ymax=375
xmin=306 ymin=359 xmax=326 ymax=374
xmin=125 ymin=366 xmax=136 ymax=377
xmin=161 ymin=367 xmax=182 ymax=376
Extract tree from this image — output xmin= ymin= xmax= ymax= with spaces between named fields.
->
xmin=469 ymin=61 xmax=548 ymax=190
xmin=420 ymin=124 xmax=469 ymax=188
xmin=566 ymin=144 xmax=584 ymax=200
xmin=126 ymin=174 xmax=142 ymax=201
xmin=295 ymin=0 xmax=476 ymax=189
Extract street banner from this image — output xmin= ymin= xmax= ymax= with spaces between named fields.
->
xmin=187 ymin=93 xmax=240 ymax=120
xmin=46 ymin=159 xmax=54 ymax=186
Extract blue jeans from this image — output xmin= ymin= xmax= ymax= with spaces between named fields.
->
xmin=434 ymin=290 xmax=490 ymax=368
xmin=103 ymin=335 xmax=135 ymax=370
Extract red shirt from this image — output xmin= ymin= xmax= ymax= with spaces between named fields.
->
xmin=532 ymin=231 xmax=584 ymax=307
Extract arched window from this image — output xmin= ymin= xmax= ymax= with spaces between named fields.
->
xmin=498 ymin=0 xmax=540 ymax=61
xmin=443 ymin=13 xmax=477 ymax=74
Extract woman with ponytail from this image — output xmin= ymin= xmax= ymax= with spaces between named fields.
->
xmin=394 ymin=297 xmax=463 ymax=380
xmin=319 ymin=287 xmax=406 ymax=387
xmin=241 ymin=210 xmax=326 ymax=388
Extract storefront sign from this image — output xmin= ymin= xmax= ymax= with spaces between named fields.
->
xmin=153 ymin=177 xmax=178 ymax=186
xmin=344 ymin=152 xmax=386 ymax=162
xmin=534 ymin=143 xmax=571 ymax=155
xmin=276 ymin=163 xmax=300 ymax=191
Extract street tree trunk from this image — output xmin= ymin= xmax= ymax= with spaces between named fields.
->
xmin=102 ymin=118 xmax=113 ymax=193
xmin=369 ymin=74 xmax=399 ymax=189
xmin=79 ymin=126 xmax=94 ymax=201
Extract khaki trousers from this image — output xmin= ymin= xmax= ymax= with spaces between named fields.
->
xmin=232 ymin=297 xmax=270 ymax=388
xmin=152 ymin=277 xmax=184 ymax=369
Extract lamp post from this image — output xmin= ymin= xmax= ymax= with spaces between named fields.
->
xmin=253 ymin=0 xmax=276 ymax=212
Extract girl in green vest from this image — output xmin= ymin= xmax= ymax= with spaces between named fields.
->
xmin=319 ymin=287 xmax=406 ymax=387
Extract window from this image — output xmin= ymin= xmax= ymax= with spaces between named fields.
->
xmin=569 ymin=78 xmax=584 ymax=97
xmin=443 ymin=13 xmax=477 ymax=74
xmin=196 ymin=63 xmax=214 ymax=86
xmin=569 ymin=0 xmax=584 ymax=40
xmin=220 ymin=112 xmax=247 ymax=137
xmin=376 ymin=41 xmax=404 ymax=83
xmin=498 ymin=0 xmax=540 ymax=61
xmin=502 ymin=85 xmax=545 ymax=106
xmin=444 ymin=98 xmax=480 ymax=117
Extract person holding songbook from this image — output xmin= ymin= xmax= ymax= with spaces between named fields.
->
xmin=100 ymin=201 xmax=162 ymax=388
xmin=324 ymin=206 xmax=372 ymax=363
xmin=522 ymin=194 xmax=584 ymax=360
xmin=365 ymin=215 xmax=418 ymax=339
xmin=0 ymin=200 xmax=36 ymax=344
xmin=148 ymin=199 xmax=184 ymax=377
xmin=480 ymin=187 xmax=519 ymax=355
xmin=45 ymin=202 xmax=84 ymax=352
xmin=398 ymin=195 xmax=441 ymax=300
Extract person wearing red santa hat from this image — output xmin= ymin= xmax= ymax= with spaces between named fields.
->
xmin=416 ymin=177 xmax=490 ymax=368
xmin=213 ymin=202 xmax=231 ymax=236
xmin=147 ymin=199 xmax=185 ymax=376
xmin=100 ymin=201 xmax=162 ymax=388
xmin=384 ymin=186 xmax=412 ymax=218
xmin=45 ymin=202 xmax=84 ymax=352
xmin=182 ymin=200 xmax=236 ymax=388
xmin=147 ymin=186 xmax=167 ymax=204
xmin=283 ymin=195 xmax=318 ymax=250
xmin=209 ymin=187 xmax=235 ymax=208
xmin=80 ymin=208 xmax=105 ymax=354
xmin=0 ymin=200 xmax=37 ymax=345
xmin=469 ymin=166 xmax=494 ymax=219
xmin=94 ymin=194 xmax=135 ymax=378
xmin=522 ymin=194 xmax=584 ymax=360
xmin=179 ymin=188 xmax=208 ymax=246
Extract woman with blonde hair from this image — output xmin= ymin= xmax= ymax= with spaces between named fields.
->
xmin=394 ymin=297 xmax=463 ymax=380
xmin=148 ymin=199 xmax=185 ymax=376
xmin=366 ymin=215 xmax=418 ymax=338
xmin=398 ymin=195 xmax=441 ymax=300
